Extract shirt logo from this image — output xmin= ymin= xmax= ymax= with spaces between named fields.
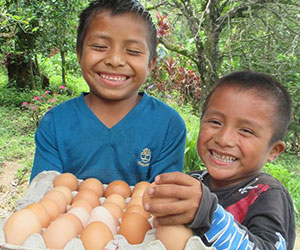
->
xmin=138 ymin=148 xmax=151 ymax=167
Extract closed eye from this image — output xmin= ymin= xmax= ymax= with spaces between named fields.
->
xmin=207 ymin=119 xmax=222 ymax=126
xmin=92 ymin=45 xmax=108 ymax=51
xmin=126 ymin=49 xmax=142 ymax=55
xmin=240 ymin=128 xmax=255 ymax=135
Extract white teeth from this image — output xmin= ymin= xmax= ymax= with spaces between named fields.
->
xmin=100 ymin=74 xmax=127 ymax=81
xmin=211 ymin=151 xmax=236 ymax=163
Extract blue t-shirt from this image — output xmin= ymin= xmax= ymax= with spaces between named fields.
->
xmin=30 ymin=92 xmax=186 ymax=185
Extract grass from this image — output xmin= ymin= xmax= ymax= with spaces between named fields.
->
xmin=0 ymin=106 xmax=35 ymax=182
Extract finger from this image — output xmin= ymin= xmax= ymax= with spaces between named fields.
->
xmin=154 ymin=212 xmax=195 ymax=226
xmin=151 ymin=183 xmax=202 ymax=201
xmin=155 ymin=172 xmax=199 ymax=187
xmin=145 ymin=199 xmax=199 ymax=219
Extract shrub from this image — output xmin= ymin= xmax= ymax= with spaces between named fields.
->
xmin=21 ymin=85 xmax=69 ymax=127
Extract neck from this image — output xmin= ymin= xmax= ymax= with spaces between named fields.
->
xmin=84 ymin=93 xmax=141 ymax=128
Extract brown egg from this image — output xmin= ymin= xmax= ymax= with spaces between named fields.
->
xmin=61 ymin=213 xmax=83 ymax=235
xmin=131 ymin=188 xmax=146 ymax=198
xmin=104 ymin=193 xmax=126 ymax=210
xmin=156 ymin=225 xmax=193 ymax=250
xmin=4 ymin=209 xmax=42 ymax=245
xmin=132 ymin=181 xmax=151 ymax=193
xmin=43 ymin=216 xmax=77 ymax=249
xmin=42 ymin=190 xmax=68 ymax=214
xmin=68 ymin=199 xmax=93 ymax=214
xmin=25 ymin=202 xmax=51 ymax=228
xmin=142 ymin=184 xmax=177 ymax=217
xmin=104 ymin=180 xmax=131 ymax=198
xmin=53 ymin=172 xmax=78 ymax=191
xmin=72 ymin=189 xmax=100 ymax=208
xmin=52 ymin=185 xmax=73 ymax=204
xmin=81 ymin=221 xmax=113 ymax=250
xmin=39 ymin=199 xmax=60 ymax=221
xmin=119 ymin=213 xmax=152 ymax=244
xmin=79 ymin=178 xmax=104 ymax=197
xmin=127 ymin=196 xmax=143 ymax=207
xmin=123 ymin=204 xmax=151 ymax=220
xmin=102 ymin=202 xmax=123 ymax=219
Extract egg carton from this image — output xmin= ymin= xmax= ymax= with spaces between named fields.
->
xmin=0 ymin=171 xmax=215 ymax=250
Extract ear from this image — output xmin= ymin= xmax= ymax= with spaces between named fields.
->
xmin=267 ymin=141 xmax=286 ymax=162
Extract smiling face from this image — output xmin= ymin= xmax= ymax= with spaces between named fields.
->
xmin=197 ymin=87 xmax=285 ymax=188
xmin=78 ymin=11 xmax=155 ymax=105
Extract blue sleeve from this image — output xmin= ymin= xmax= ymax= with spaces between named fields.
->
xmin=149 ymin=115 xmax=186 ymax=181
xmin=30 ymin=111 xmax=63 ymax=182
xmin=204 ymin=205 xmax=287 ymax=250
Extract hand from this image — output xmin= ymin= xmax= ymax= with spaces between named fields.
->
xmin=143 ymin=172 xmax=202 ymax=226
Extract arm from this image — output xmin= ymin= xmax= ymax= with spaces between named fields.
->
xmin=30 ymin=111 xmax=63 ymax=182
xmin=143 ymin=172 xmax=294 ymax=250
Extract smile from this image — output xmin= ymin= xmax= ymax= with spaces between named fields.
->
xmin=211 ymin=150 xmax=237 ymax=163
xmin=100 ymin=73 xmax=128 ymax=81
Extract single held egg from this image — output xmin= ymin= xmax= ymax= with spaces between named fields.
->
xmin=123 ymin=204 xmax=151 ymax=220
xmin=156 ymin=225 xmax=193 ymax=250
xmin=81 ymin=221 xmax=113 ymax=250
xmin=52 ymin=185 xmax=73 ymax=204
xmin=87 ymin=206 xmax=117 ymax=235
xmin=42 ymin=190 xmax=68 ymax=214
xmin=53 ymin=172 xmax=79 ymax=191
xmin=68 ymin=199 xmax=93 ymax=214
xmin=104 ymin=193 xmax=126 ymax=210
xmin=43 ymin=216 xmax=77 ymax=249
xmin=119 ymin=213 xmax=152 ymax=244
xmin=104 ymin=180 xmax=131 ymax=198
xmin=4 ymin=209 xmax=42 ymax=245
xmin=102 ymin=202 xmax=123 ymax=219
xmin=39 ymin=199 xmax=60 ymax=221
xmin=142 ymin=183 xmax=177 ymax=217
xmin=132 ymin=181 xmax=150 ymax=193
xmin=79 ymin=178 xmax=104 ymax=197
xmin=72 ymin=189 xmax=100 ymax=208
xmin=25 ymin=202 xmax=51 ymax=228
xmin=127 ymin=196 xmax=143 ymax=208
xmin=131 ymin=188 xmax=146 ymax=198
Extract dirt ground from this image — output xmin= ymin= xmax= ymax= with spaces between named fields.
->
xmin=0 ymin=161 xmax=299 ymax=249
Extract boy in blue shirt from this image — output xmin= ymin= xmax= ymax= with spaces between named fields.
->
xmin=30 ymin=0 xmax=186 ymax=185
xmin=143 ymin=71 xmax=295 ymax=250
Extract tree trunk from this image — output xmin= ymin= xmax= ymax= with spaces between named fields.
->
xmin=60 ymin=50 xmax=66 ymax=85
xmin=6 ymin=53 xmax=49 ymax=89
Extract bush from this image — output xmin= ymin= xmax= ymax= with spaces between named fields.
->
xmin=21 ymin=85 xmax=70 ymax=127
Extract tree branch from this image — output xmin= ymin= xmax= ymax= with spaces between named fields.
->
xmin=158 ymin=37 xmax=198 ymax=65
xmin=146 ymin=1 xmax=169 ymax=11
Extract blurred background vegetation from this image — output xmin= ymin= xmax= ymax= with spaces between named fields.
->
xmin=0 ymin=0 xmax=299 ymax=225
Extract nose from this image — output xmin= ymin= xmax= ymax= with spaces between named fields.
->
xmin=213 ymin=126 xmax=236 ymax=148
xmin=104 ymin=47 xmax=125 ymax=67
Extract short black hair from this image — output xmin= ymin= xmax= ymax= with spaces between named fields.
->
xmin=201 ymin=71 xmax=292 ymax=144
xmin=76 ymin=0 xmax=157 ymax=63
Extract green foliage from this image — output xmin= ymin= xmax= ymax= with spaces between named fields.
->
xmin=264 ymin=162 xmax=300 ymax=224
xmin=165 ymin=97 xmax=204 ymax=173
xmin=21 ymin=86 xmax=70 ymax=128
